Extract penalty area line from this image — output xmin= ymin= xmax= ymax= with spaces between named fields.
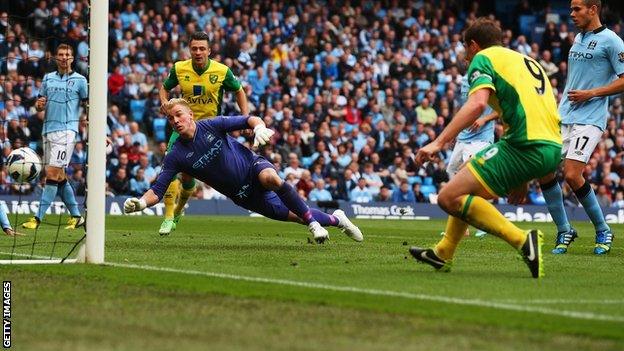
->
xmin=107 ymin=261 xmax=624 ymax=323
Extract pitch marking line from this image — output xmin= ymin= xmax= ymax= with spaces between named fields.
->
xmin=107 ymin=262 xmax=624 ymax=323
xmin=501 ymin=299 xmax=624 ymax=305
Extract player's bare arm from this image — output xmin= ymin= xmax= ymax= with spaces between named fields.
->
xmin=416 ymin=88 xmax=491 ymax=164
xmin=35 ymin=96 xmax=47 ymax=111
xmin=158 ymin=85 xmax=171 ymax=114
xmin=469 ymin=111 xmax=499 ymax=132
xmin=235 ymin=88 xmax=249 ymax=115
xmin=568 ymin=74 xmax=624 ymax=102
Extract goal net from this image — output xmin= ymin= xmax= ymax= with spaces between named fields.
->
xmin=0 ymin=1 xmax=106 ymax=264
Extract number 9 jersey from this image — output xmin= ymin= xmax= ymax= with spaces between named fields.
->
xmin=467 ymin=46 xmax=562 ymax=147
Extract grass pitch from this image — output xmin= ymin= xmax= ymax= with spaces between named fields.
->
xmin=1 ymin=214 xmax=623 ymax=350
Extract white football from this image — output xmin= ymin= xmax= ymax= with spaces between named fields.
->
xmin=6 ymin=147 xmax=42 ymax=183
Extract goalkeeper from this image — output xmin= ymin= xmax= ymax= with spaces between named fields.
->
xmin=124 ymin=98 xmax=363 ymax=243
xmin=158 ymin=31 xmax=249 ymax=236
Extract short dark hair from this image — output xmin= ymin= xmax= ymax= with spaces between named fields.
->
xmin=583 ymin=0 xmax=602 ymax=12
xmin=56 ymin=43 xmax=73 ymax=55
xmin=463 ymin=18 xmax=502 ymax=49
xmin=189 ymin=31 xmax=210 ymax=46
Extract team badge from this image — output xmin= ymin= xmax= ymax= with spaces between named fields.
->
xmin=209 ymin=74 xmax=218 ymax=84
xmin=619 ymin=52 xmax=624 ymax=63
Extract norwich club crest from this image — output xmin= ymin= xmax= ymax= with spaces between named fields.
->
xmin=209 ymin=74 xmax=218 ymax=84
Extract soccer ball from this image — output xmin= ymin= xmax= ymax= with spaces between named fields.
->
xmin=6 ymin=147 xmax=42 ymax=183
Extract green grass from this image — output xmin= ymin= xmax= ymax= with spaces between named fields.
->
xmin=2 ymin=215 xmax=623 ymax=350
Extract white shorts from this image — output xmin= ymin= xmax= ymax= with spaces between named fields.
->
xmin=43 ymin=130 xmax=77 ymax=168
xmin=561 ymin=124 xmax=603 ymax=164
xmin=447 ymin=140 xmax=491 ymax=177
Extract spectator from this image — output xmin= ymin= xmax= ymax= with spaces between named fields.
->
xmin=309 ymin=179 xmax=333 ymax=202
xmin=129 ymin=168 xmax=150 ymax=197
xmin=376 ymin=185 xmax=393 ymax=202
xmin=350 ymin=177 xmax=373 ymax=203
xmin=392 ymin=181 xmax=416 ymax=203
xmin=415 ymin=97 xmax=437 ymax=125
xmin=109 ymin=167 xmax=130 ymax=196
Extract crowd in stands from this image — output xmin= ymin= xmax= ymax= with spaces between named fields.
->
xmin=3 ymin=0 xmax=624 ymax=208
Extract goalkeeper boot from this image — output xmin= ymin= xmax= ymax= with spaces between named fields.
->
xmin=519 ymin=230 xmax=544 ymax=279
xmin=594 ymin=229 xmax=613 ymax=255
xmin=332 ymin=209 xmax=363 ymax=242
xmin=408 ymin=247 xmax=452 ymax=272
xmin=159 ymin=219 xmax=176 ymax=236
xmin=65 ymin=216 xmax=85 ymax=230
xmin=308 ymin=221 xmax=329 ymax=244
xmin=21 ymin=216 xmax=40 ymax=229
xmin=552 ymin=228 xmax=578 ymax=254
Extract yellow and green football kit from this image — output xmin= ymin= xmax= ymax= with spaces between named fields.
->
xmin=159 ymin=59 xmax=243 ymax=233
xmin=163 ymin=58 xmax=242 ymax=150
xmin=465 ymin=46 xmax=562 ymax=196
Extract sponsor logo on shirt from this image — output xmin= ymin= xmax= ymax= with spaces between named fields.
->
xmin=187 ymin=96 xmax=215 ymax=104
xmin=192 ymin=84 xmax=205 ymax=96
xmin=569 ymin=50 xmax=593 ymax=60
xmin=192 ymin=139 xmax=223 ymax=169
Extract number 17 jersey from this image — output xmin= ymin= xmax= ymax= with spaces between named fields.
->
xmin=467 ymin=46 xmax=561 ymax=146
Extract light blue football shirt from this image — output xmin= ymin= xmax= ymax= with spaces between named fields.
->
xmin=457 ymin=76 xmax=495 ymax=143
xmin=559 ymin=26 xmax=624 ymax=130
xmin=40 ymin=71 xmax=88 ymax=135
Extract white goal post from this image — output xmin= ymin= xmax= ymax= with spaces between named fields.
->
xmin=0 ymin=0 xmax=107 ymax=264
xmin=83 ymin=0 xmax=108 ymax=264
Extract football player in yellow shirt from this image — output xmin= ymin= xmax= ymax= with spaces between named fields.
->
xmin=410 ymin=18 xmax=563 ymax=278
xmin=157 ymin=31 xmax=249 ymax=235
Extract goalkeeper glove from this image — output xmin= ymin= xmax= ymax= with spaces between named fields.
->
xmin=253 ymin=125 xmax=274 ymax=147
xmin=124 ymin=197 xmax=147 ymax=214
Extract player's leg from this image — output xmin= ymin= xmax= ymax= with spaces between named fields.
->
xmin=541 ymin=124 xmax=576 ymax=253
xmin=256 ymin=165 xmax=329 ymax=243
xmin=173 ymin=172 xmax=196 ymax=224
xmin=160 ymin=178 xmax=180 ymax=235
xmin=446 ymin=142 xmax=465 ymax=178
xmin=23 ymin=133 xmax=58 ymax=229
xmin=409 ymin=167 xmax=532 ymax=273
xmin=410 ymin=141 xmax=558 ymax=278
xmin=53 ymin=132 xmax=84 ymax=229
xmin=464 ymin=141 xmax=492 ymax=238
xmin=540 ymin=172 xmax=576 ymax=254
xmin=439 ymin=143 xmax=470 ymax=237
xmin=564 ymin=158 xmax=612 ymax=254
xmin=244 ymin=190 xmax=363 ymax=242
xmin=159 ymin=131 xmax=181 ymax=235
xmin=561 ymin=124 xmax=611 ymax=254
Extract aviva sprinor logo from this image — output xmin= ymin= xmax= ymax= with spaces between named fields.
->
xmin=192 ymin=85 xmax=205 ymax=96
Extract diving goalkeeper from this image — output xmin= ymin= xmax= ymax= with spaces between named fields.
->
xmin=123 ymin=98 xmax=363 ymax=243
